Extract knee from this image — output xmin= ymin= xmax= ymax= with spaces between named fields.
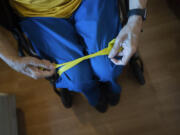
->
xmin=91 ymin=56 xmax=123 ymax=81
xmin=61 ymin=61 xmax=95 ymax=91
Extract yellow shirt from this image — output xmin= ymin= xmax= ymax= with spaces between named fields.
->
xmin=9 ymin=0 xmax=82 ymax=18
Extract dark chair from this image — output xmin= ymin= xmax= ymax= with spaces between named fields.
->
xmin=0 ymin=0 xmax=145 ymax=107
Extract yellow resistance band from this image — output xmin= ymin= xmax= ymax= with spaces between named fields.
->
xmin=55 ymin=39 xmax=123 ymax=76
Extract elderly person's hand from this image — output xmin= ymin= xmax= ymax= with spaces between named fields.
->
xmin=9 ymin=56 xmax=55 ymax=79
xmin=108 ymin=16 xmax=143 ymax=65
xmin=0 ymin=26 xmax=55 ymax=79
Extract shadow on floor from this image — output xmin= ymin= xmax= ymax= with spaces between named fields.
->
xmin=71 ymin=66 xmax=155 ymax=135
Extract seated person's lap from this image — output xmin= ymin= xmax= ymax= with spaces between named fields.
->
xmin=20 ymin=17 xmax=96 ymax=92
xmin=19 ymin=0 xmax=123 ymax=94
xmin=74 ymin=0 xmax=124 ymax=90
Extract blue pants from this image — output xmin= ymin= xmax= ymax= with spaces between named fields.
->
xmin=20 ymin=0 xmax=123 ymax=106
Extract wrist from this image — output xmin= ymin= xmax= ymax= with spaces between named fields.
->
xmin=127 ymin=16 xmax=143 ymax=34
xmin=0 ymin=54 xmax=20 ymax=66
xmin=129 ymin=0 xmax=147 ymax=10
xmin=128 ymin=16 xmax=143 ymax=26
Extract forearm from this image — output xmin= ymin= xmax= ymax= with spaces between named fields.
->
xmin=110 ymin=0 xmax=148 ymax=65
xmin=0 ymin=27 xmax=55 ymax=79
xmin=129 ymin=0 xmax=147 ymax=9
xmin=128 ymin=0 xmax=148 ymax=32
xmin=0 ymin=26 xmax=19 ymax=66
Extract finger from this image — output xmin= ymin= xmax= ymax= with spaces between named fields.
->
xmin=108 ymin=34 xmax=126 ymax=58
xmin=118 ymin=51 xmax=124 ymax=56
xmin=110 ymin=58 xmax=119 ymax=65
xmin=110 ymin=45 xmax=124 ymax=63
xmin=117 ymin=56 xmax=128 ymax=65
xmin=41 ymin=59 xmax=55 ymax=70
xmin=117 ymin=51 xmax=134 ymax=65
xmin=28 ymin=66 xmax=55 ymax=79
xmin=114 ymin=56 xmax=123 ymax=60
xmin=24 ymin=57 xmax=55 ymax=70
xmin=108 ymin=43 xmax=120 ymax=59
xmin=111 ymin=41 xmax=131 ymax=65
xmin=22 ymin=67 xmax=38 ymax=79
xmin=32 ymin=59 xmax=54 ymax=70
xmin=110 ymin=56 xmax=126 ymax=66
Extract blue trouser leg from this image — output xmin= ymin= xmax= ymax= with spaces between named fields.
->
xmin=74 ymin=0 xmax=124 ymax=93
xmin=19 ymin=17 xmax=100 ymax=106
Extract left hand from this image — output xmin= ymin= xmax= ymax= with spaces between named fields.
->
xmin=108 ymin=16 xmax=143 ymax=65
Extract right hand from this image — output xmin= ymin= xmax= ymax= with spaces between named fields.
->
xmin=9 ymin=56 xmax=55 ymax=79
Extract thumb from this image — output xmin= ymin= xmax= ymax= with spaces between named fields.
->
xmin=108 ymin=38 xmax=122 ymax=58
xmin=28 ymin=66 xmax=55 ymax=79
xmin=108 ymin=33 xmax=126 ymax=58
xmin=24 ymin=57 xmax=55 ymax=70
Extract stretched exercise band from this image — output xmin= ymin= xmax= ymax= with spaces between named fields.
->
xmin=55 ymin=39 xmax=123 ymax=76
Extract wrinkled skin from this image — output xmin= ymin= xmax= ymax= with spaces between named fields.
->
xmin=0 ymin=27 xmax=55 ymax=79
xmin=10 ymin=57 xmax=55 ymax=79
xmin=108 ymin=16 xmax=143 ymax=65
